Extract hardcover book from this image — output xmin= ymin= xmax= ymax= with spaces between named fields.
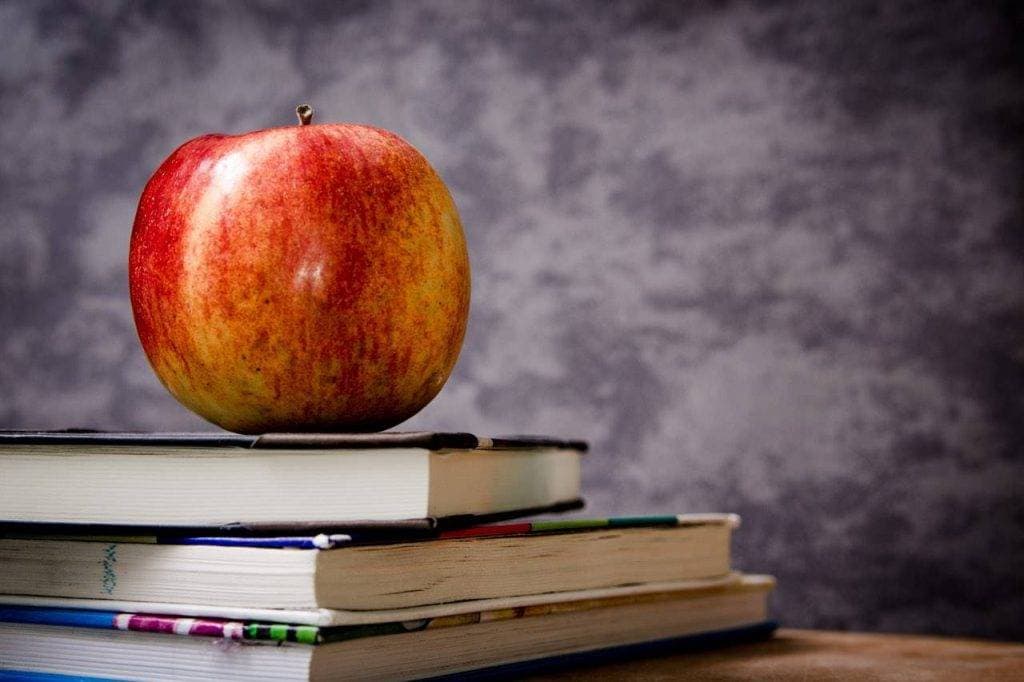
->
xmin=0 ymin=515 xmax=738 ymax=610
xmin=0 ymin=431 xmax=585 ymax=530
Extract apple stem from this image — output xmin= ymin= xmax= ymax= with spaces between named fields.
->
xmin=296 ymin=104 xmax=314 ymax=126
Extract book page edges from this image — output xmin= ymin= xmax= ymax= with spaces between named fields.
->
xmin=428 ymin=448 xmax=582 ymax=519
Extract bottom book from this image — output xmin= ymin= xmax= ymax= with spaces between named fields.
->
xmin=0 ymin=576 xmax=774 ymax=681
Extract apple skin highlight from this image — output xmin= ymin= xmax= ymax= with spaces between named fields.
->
xmin=129 ymin=113 xmax=470 ymax=434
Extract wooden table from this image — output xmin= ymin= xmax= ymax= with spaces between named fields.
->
xmin=524 ymin=629 xmax=1024 ymax=680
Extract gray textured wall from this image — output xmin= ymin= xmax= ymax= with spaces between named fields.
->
xmin=1 ymin=0 xmax=1022 ymax=640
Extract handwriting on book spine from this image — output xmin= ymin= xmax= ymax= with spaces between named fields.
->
xmin=101 ymin=544 xmax=117 ymax=594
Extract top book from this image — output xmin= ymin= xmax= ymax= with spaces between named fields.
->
xmin=0 ymin=431 xmax=585 ymax=531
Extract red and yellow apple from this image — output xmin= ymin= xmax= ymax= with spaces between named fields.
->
xmin=129 ymin=105 xmax=470 ymax=433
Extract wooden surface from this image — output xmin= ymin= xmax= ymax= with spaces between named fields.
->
xmin=524 ymin=629 xmax=1024 ymax=681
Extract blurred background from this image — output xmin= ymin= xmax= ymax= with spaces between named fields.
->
xmin=1 ymin=0 xmax=1021 ymax=639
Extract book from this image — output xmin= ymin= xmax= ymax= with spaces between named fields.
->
xmin=0 ymin=573 xmax=744 ymax=626
xmin=0 ymin=515 xmax=738 ymax=610
xmin=0 ymin=576 xmax=775 ymax=681
xmin=0 ymin=431 xmax=584 ymax=530
xmin=0 ymin=625 xmax=779 ymax=682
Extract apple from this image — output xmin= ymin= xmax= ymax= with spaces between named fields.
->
xmin=129 ymin=105 xmax=470 ymax=434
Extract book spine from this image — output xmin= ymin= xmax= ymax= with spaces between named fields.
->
xmin=439 ymin=515 xmax=684 ymax=539
xmin=0 ymin=606 xmax=116 ymax=629
xmin=114 ymin=614 xmax=319 ymax=644
xmin=175 ymin=533 xmax=351 ymax=549
xmin=0 ymin=606 xmax=320 ymax=645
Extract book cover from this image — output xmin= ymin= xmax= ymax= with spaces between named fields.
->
xmin=0 ymin=499 xmax=588 ymax=538
xmin=0 ymin=430 xmax=588 ymax=452
xmin=2 ymin=513 xmax=739 ymax=548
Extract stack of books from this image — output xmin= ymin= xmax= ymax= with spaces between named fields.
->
xmin=0 ymin=431 xmax=776 ymax=680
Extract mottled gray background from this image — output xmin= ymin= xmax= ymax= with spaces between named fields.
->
xmin=1 ymin=0 xmax=1022 ymax=640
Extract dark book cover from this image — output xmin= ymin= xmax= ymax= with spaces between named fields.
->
xmin=0 ymin=430 xmax=587 ymax=536
xmin=0 ymin=430 xmax=588 ymax=452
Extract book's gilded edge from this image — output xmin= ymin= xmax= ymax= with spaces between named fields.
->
xmin=0 ymin=574 xmax=773 ymax=628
